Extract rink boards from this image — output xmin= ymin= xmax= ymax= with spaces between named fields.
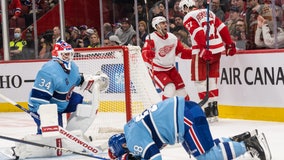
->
xmin=0 ymin=49 xmax=284 ymax=122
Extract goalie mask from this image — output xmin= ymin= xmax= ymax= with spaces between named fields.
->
xmin=108 ymin=133 xmax=128 ymax=158
xmin=52 ymin=40 xmax=74 ymax=70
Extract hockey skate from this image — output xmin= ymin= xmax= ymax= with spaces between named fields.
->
xmin=231 ymin=129 xmax=258 ymax=142
xmin=243 ymin=133 xmax=272 ymax=160
xmin=204 ymin=101 xmax=218 ymax=123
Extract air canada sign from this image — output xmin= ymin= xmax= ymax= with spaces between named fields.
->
xmin=220 ymin=66 xmax=284 ymax=86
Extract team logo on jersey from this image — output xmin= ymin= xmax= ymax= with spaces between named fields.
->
xmin=65 ymin=78 xmax=69 ymax=85
xmin=158 ymin=44 xmax=174 ymax=57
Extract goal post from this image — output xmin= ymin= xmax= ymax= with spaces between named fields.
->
xmin=73 ymin=45 xmax=161 ymax=125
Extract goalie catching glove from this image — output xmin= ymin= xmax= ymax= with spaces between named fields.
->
xmin=225 ymin=43 xmax=237 ymax=56
xmin=80 ymin=71 xmax=109 ymax=93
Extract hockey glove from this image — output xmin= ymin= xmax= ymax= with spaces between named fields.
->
xmin=144 ymin=50 xmax=155 ymax=60
xmin=199 ymin=48 xmax=213 ymax=61
xmin=225 ymin=43 xmax=237 ymax=56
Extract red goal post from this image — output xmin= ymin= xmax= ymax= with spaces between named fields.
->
xmin=74 ymin=46 xmax=161 ymax=122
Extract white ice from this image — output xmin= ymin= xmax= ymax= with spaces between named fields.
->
xmin=0 ymin=112 xmax=283 ymax=159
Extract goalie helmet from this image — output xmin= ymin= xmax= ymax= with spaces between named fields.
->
xmin=179 ymin=0 xmax=195 ymax=12
xmin=52 ymin=40 xmax=74 ymax=70
xmin=152 ymin=16 xmax=167 ymax=30
xmin=108 ymin=133 xmax=128 ymax=158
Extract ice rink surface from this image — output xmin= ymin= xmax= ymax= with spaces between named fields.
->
xmin=0 ymin=112 xmax=283 ymax=160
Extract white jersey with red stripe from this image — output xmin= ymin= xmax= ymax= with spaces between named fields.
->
xmin=183 ymin=9 xmax=229 ymax=55
xmin=144 ymin=32 xmax=181 ymax=71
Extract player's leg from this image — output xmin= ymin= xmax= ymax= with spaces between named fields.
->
xmin=182 ymin=101 xmax=214 ymax=157
xmin=169 ymin=67 xmax=190 ymax=100
xmin=153 ymin=71 xmax=176 ymax=100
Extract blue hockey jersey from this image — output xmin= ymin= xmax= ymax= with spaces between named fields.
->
xmin=28 ymin=60 xmax=81 ymax=113
xmin=124 ymin=96 xmax=185 ymax=159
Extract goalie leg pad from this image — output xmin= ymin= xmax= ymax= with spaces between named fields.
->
xmin=13 ymin=135 xmax=71 ymax=159
xmin=66 ymin=104 xmax=97 ymax=134
xmin=38 ymin=104 xmax=59 ymax=137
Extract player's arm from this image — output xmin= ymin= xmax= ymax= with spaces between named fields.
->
xmin=176 ymin=40 xmax=192 ymax=59
xmin=214 ymin=18 xmax=236 ymax=56
xmin=29 ymin=70 xmax=54 ymax=112
xmin=141 ymin=38 xmax=155 ymax=62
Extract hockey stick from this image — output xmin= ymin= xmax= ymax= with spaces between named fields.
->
xmin=198 ymin=0 xmax=210 ymax=107
xmin=0 ymin=135 xmax=109 ymax=160
xmin=0 ymin=93 xmax=103 ymax=155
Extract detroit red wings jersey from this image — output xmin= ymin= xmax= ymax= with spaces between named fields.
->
xmin=143 ymin=32 xmax=181 ymax=71
xmin=183 ymin=9 xmax=231 ymax=55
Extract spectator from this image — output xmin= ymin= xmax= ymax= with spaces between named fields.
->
xmin=9 ymin=27 xmax=26 ymax=60
xmin=9 ymin=0 xmax=22 ymax=20
xmin=69 ymin=26 xmax=81 ymax=48
xmin=109 ymin=35 xmax=122 ymax=46
xmin=115 ymin=17 xmax=136 ymax=45
xmin=38 ymin=32 xmax=53 ymax=59
xmin=138 ymin=20 xmax=147 ymax=47
xmin=22 ymin=31 xmax=35 ymax=59
xmin=103 ymin=22 xmax=114 ymax=39
xmin=103 ymin=38 xmax=111 ymax=46
xmin=233 ymin=18 xmax=247 ymax=50
xmin=112 ymin=22 xmax=121 ymax=33
xmin=245 ymin=0 xmax=261 ymax=49
xmin=169 ymin=0 xmax=184 ymax=21
xmin=173 ymin=30 xmax=190 ymax=48
xmin=79 ymin=25 xmax=89 ymax=47
xmin=211 ymin=0 xmax=225 ymax=22
xmin=53 ymin=26 xmax=61 ymax=44
xmin=225 ymin=7 xmax=242 ymax=39
xmin=230 ymin=0 xmax=246 ymax=19
xmin=255 ymin=15 xmax=284 ymax=48
xmin=65 ymin=28 xmax=72 ymax=44
xmin=130 ymin=2 xmax=147 ymax=28
xmin=88 ymin=33 xmax=101 ymax=48
xmin=172 ymin=14 xmax=189 ymax=33
xmin=195 ymin=0 xmax=205 ymax=9
xmin=83 ymin=28 xmax=94 ymax=47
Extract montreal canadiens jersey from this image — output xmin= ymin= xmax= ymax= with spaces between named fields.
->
xmin=28 ymin=60 xmax=81 ymax=113
xmin=124 ymin=96 xmax=185 ymax=160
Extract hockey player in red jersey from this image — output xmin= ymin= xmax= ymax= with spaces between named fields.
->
xmin=142 ymin=16 xmax=192 ymax=101
xmin=179 ymin=0 xmax=237 ymax=120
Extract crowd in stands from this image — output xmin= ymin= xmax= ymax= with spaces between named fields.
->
xmin=0 ymin=0 xmax=284 ymax=60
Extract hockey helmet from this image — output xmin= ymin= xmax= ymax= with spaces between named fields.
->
xmin=179 ymin=0 xmax=195 ymax=12
xmin=108 ymin=133 xmax=128 ymax=158
xmin=152 ymin=16 xmax=167 ymax=30
xmin=52 ymin=40 xmax=74 ymax=70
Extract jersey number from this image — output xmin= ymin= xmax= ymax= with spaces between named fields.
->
xmin=39 ymin=78 xmax=51 ymax=90
xmin=135 ymin=104 xmax=158 ymax=122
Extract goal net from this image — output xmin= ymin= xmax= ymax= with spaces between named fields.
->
xmin=73 ymin=46 xmax=161 ymax=140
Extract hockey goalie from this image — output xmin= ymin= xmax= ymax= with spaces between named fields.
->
xmin=10 ymin=40 xmax=110 ymax=159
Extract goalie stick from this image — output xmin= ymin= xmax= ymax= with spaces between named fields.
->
xmin=0 ymin=135 xmax=109 ymax=160
xmin=0 ymin=93 xmax=104 ymax=155
xmin=198 ymin=0 xmax=210 ymax=107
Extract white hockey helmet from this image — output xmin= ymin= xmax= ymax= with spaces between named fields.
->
xmin=152 ymin=16 xmax=167 ymax=30
xmin=52 ymin=40 xmax=74 ymax=70
xmin=179 ymin=0 xmax=195 ymax=12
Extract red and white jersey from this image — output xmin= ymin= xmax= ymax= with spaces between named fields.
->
xmin=183 ymin=9 xmax=233 ymax=55
xmin=142 ymin=32 xmax=191 ymax=71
